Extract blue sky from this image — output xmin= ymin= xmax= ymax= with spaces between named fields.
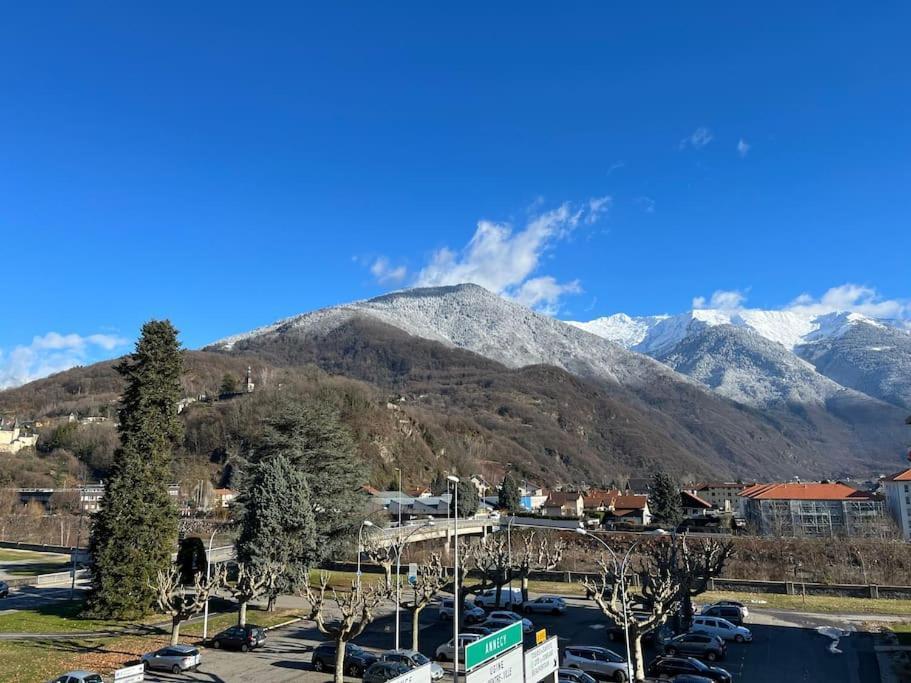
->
xmin=1 ymin=3 xmax=908 ymax=386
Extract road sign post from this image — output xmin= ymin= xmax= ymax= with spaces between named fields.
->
xmin=464 ymin=621 xmax=523 ymax=671
xmin=524 ymin=636 xmax=558 ymax=683
xmin=113 ymin=663 xmax=144 ymax=683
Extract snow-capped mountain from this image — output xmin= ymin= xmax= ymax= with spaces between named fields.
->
xmin=568 ymin=307 xmax=911 ymax=409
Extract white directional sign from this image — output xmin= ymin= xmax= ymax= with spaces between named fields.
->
xmin=524 ymin=636 xmax=558 ymax=683
xmin=465 ymin=643 xmax=523 ymax=683
xmin=408 ymin=562 xmax=418 ymax=586
xmin=113 ymin=663 xmax=144 ymax=683
xmin=388 ymin=662 xmax=432 ymax=683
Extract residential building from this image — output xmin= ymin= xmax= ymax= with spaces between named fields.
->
xmin=10 ymin=482 xmax=180 ymax=513
xmin=880 ymin=467 xmax=911 ymax=540
xmin=681 ymin=490 xmax=713 ymax=518
xmin=0 ymin=418 xmax=38 ymax=454
xmin=583 ymin=489 xmax=651 ymax=525
xmin=212 ymin=488 xmax=237 ymax=508
xmin=689 ymin=482 xmax=751 ymax=513
xmin=739 ymin=482 xmax=886 ymax=537
xmin=542 ymin=491 xmax=584 ymax=518
xmin=518 ymin=482 xmax=548 ymax=511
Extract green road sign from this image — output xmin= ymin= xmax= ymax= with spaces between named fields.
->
xmin=464 ymin=621 xmax=522 ymax=671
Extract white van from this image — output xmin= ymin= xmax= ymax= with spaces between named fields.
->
xmin=473 ymin=587 xmax=523 ymax=608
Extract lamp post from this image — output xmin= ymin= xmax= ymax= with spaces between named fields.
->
xmin=202 ymin=529 xmax=217 ymax=641
xmin=576 ymin=528 xmax=638 ymax=682
xmin=506 ymin=514 xmax=517 ymax=601
xmin=393 ymin=521 xmax=435 ymax=649
xmin=356 ymin=519 xmax=375 ymax=590
xmin=447 ymin=475 xmax=461 ymax=683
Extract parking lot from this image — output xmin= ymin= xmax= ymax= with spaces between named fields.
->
xmin=139 ymin=594 xmax=880 ymax=683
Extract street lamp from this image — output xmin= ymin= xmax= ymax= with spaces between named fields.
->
xmin=202 ymin=529 xmax=218 ymax=641
xmin=447 ymin=475 xmax=461 ymax=683
xmin=394 ymin=520 xmax=435 ymax=649
xmin=576 ymin=528 xmax=638 ymax=682
xmin=356 ymin=520 xmax=376 ymax=589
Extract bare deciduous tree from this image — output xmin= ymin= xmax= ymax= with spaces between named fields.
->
xmin=301 ymin=573 xmax=391 ymax=683
xmin=225 ymin=561 xmax=283 ymax=626
xmin=362 ymin=535 xmax=397 ymax=592
xmin=513 ymin=530 xmax=566 ymax=602
xmin=582 ymin=540 xmax=681 ymax=682
xmin=471 ymin=534 xmax=513 ymax=606
xmin=152 ymin=564 xmax=225 ymax=645
xmin=399 ymin=554 xmax=447 ymax=651
xmin=674 ymin=536 xmax=734 ymax=629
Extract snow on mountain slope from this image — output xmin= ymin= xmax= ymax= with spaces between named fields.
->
xmin=215 ymin=284 xmax=693 ymax=389
xmin=570 ymin=306 xmax=910 ymax=409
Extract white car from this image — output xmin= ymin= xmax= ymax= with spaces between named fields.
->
xmin=474 ymin=587 xmax=523 ymax=608
xmin=435 ymin=633 xmax=480 ymax=662
xmin=691 ymin=615 xmax=752 ymax=643
xmin=141 ymin=644 xmax=201 ymax=674
xmin=521 ymin=596 xmax=566 ymax=614
xmin=51 ymin=673 xmax=103 ymax=683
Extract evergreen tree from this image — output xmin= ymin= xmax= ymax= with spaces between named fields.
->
xmin=234 ymin=454 xmax=317 ymax=594
xmin=430 ymin=471 xmax=448 ymax=496
xmin=220 ymin=373 xmax=238 ymax=395
xmin=247 ymin=398 xmax=364 ymax=567
xmin=498 ymin=473 xmax=521 ymax=512
xmin=87 ymin=320 xmax=183 ymax=618
xmin=455 ymin=481 xmax=479 ymax=517
xmin=650 ymin=468 xmax=683 ymax=527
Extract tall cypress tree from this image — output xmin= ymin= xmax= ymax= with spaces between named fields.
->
xmin=86 ymin=321 xmax=183 ymax=618
xmin=498 ymin=474 xmax=521 ymax=512
xmin=650 ymin=468 xmax=683 ymax=527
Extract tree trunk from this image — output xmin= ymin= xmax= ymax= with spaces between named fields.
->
xmin=170 ymin=615 xmax=181 ymax=645
xmin=334 ymin=637 xmax=347 ymax=683
xmin=631 ymin=633 xmax=645 ymax=682
xmin=238 ymin=600 xmax=248 ymax=627
xmin=680 ymin=592 xmax=694 ymax=631
xmin=267 ymin=594 xmax=276 ymax=612
xmin=411 ymin=605 xmax=425 ymax=651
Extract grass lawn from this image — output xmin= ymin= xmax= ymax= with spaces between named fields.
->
xmin=0 ymin=549 xmax=68 ymax=563
xmin=3 ymin=561 xmax=72 ymax=577
xmin=891 ymin=622 xmax=911 ymax=645
xmin=0 ymin=600 xmax=138 ymax=634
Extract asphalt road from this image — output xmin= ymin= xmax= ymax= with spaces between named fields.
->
xmin=0 ymin=582 xmax=89 ymax=617
xmin=139 ymin=596 xmax=880 ymax=683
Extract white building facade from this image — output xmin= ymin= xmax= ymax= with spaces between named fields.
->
xmin=881 ymin=468 xmax=911 ymax=540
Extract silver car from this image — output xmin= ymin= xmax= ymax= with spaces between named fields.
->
xmin=380 ymin=649 xmax=445 ymax=680
xmin=51 ymin=673 xmax=103 ymax=683
xmin=141 ymin=644 xmax=201 ymax=674
xmin=521 ymin=596 xmax=566 ymax=614
xmin=562 ymin=645 xmax=628 ymax=682
xmin=558 ymin=668 xmax=597 ymax=683
xmin=435 ymin=634 xmax=480 ymax=662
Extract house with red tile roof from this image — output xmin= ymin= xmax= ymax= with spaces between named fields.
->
xmin=689 ymin=482 xmax=752 ymax=514
xmin=583 ymin=489 xmax=651 ymax=526
xmin=880 ymin=467 xmax=911 ymax=540
xmin=738 ymin=481 xmax=885 ymax=537
xmin=542 ymin=491 xmax=584 ymax=518
xmin=681 ymin=490 xmax=713 ymax=518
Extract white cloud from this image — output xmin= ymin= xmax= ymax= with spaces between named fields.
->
xmin=786 ymin=284 xmax=909 ymax=319
xmin=679 ymin=127 xmax=713 ymax=150
xmin=693 ymin=289 xmax=748 ymax=311
xmin=414 ymin=198 xmax=608 ymax=312
xmin=0 ymin=332 xmax=128 ymax=389
xmin=737 ymin=138 xmax=750 ymax=158
xmin=369 ymin=257 xmax=407 ymax=285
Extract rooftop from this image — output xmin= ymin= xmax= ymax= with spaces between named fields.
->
xmin=681 ymin=490 xmax=712 ymax=509
xmin=739 ymin=482 xmax=875 ymax=501
xmin=881 ymin=468 xmax=911 ymax=483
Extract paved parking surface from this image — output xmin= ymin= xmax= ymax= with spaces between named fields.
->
xmin=141 ymin=596 xmax=880 ymax=683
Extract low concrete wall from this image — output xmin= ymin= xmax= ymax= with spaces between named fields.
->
xmin=4 ymin=568 xmax=91 ymax=588
xmin=0 ymin=540 xmax=84 ymax=554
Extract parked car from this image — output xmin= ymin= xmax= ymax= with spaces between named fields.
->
xmin=210 ymin=624 xmax=267 ymax=651
xmin=0 ymin=580 xmax=9 ymax=598
xmin=521 ymin=596 xmax=567 ymax=614
xmin=691 ymin=616 xmax=752 ymax=643
xmin=670 ymin=676 xmax=715 ymax=683
xmin=663 ymin=632 xmax=725 ymax=661
xmin=141 ymin=645 xmax=201 ymax=674
xmin=699 ymin=603 xmax=747 ymax=625
xmin=557 ymin=668 xmax=598 ymax=683
xmin=312 ymin=642 xmax=378 ymax=676
xmin=380 ymin=649 xmax=444 ymax=680
xmin=486 ymin=611 xmax=534 ymax=631
xmin=561 ymin=645 xmax=629 ymax=682
xmin=474 ymin=587 xmax=523 ymax=608
xmin=50 ymin=673 xmax=103 ymax=683
xmin=435 ymin=634 xmax=480 ymax=662
xmin=712 ymin=600 xmax=749 ymax=618
xmin=439 ymin=598 xmax=486 ymax=623
xmin=363 ymin=661 xmax=410 ymax=683
xmin=646 ymin=656 xmax=732 ymax=683
xmin=463 ymin=625 xmax=495 ymax=637
xmin=483 ymin=616 xmax=533 ymax=634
